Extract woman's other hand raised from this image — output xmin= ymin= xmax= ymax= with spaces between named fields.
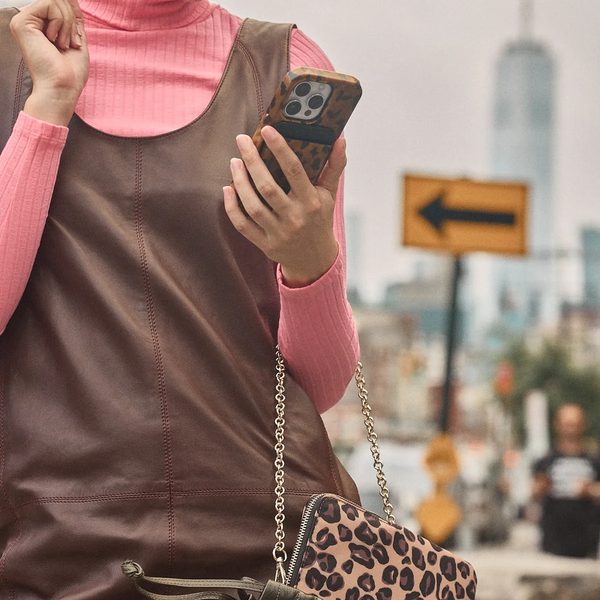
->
xmin=224 ymin=126 xmax=345 ymax=288
xmin=10 ymin=0 xmax=89 ymax=126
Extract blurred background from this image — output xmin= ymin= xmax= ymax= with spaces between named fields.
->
xmin=6 ymin=0 xmax=600 ymax=597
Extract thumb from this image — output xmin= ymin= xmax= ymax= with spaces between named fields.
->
xmin=316 ymin=137 xmax=347 ymax=195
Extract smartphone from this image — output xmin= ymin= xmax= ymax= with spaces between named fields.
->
xmin=245 ymin=67 xmax=362 ymax=195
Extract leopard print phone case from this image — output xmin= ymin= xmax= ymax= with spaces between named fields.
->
xmin=251 ymin=67 xmax=362 ymax=193
xmin=287 ymin=495 xmax=477 ymax=600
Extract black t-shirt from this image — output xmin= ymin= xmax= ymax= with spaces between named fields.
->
xmin=533 ymin=451 xmax=600 ymax=558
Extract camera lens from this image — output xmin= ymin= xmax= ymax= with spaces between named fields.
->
xmin=308 ymin=95 xmax=324 ymax=109
xmin=295 ymin=82 xmax=311 ymax=97
xmin=285 ymin=100 xmax=302 ymax=116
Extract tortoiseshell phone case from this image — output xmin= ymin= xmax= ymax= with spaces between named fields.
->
xmin=251 ymin=67 xmax=362 ymax=194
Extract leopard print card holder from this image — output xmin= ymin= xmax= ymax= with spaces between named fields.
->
xmin=288 ymin=494 xmax=477 ymax=600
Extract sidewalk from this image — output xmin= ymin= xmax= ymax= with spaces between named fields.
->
xmin=458 ymin=522 xmax=600 ymax=600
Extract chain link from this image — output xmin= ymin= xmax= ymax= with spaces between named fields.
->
xmin=355 ymin=362 xmax=396 ymax=524
xmin=273 ymin=347 xmax=288 ymax=581
xmin=271 ymin=351 xmax=395 ymax=580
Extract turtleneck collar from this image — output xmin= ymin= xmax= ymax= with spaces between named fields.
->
xmin=79 ymin=0 xmax=214 ymax=31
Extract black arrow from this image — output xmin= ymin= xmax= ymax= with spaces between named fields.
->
xmin=419 ymin=193 xmax=516 ymax=233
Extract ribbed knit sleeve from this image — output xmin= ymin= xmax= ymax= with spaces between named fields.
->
xmin=0 ymin=112 xmax=68 ymax=334
xmin=277 ymin=29 xmax=359 ymax=413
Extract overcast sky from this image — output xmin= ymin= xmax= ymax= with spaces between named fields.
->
xmin=5 ymin=0 xmax=600 ymax=301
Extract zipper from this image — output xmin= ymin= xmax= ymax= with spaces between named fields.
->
xmin=285 ymin=494 xmax=326 ymax=586
xmin=285 ymin=494 xmax=372 ymax=586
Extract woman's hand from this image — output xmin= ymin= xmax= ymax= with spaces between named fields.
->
xmin=224 ymin=126 xmax=346 ymax=288
xmin=10 ymin=0 xmax=89 ymax=126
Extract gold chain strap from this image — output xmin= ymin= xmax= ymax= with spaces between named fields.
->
xmin=354 ymin=362 xmax=395 ymax=525
xmin=273 ymin=348 xmax=287 ymax=583
xmin=272 ymin=350 xmax=395 ymax=580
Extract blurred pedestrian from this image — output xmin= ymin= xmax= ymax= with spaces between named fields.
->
xmin=532 ymin=403 xmax=600 ymax=558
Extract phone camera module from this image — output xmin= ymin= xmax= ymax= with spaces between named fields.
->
xmin=308 ymin=95 xmax=324 ymax=109
xmin=285 ymin=100 xmax=302 ymax=116
xmin=284 ymin=80 xmax=332 ymax=121
xmin=294 ymin=82 xmax=311 ymax=97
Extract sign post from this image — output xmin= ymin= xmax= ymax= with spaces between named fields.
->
xmin=417 ymin=255 xmax=465 ymax=544
xmin=440 ymin=256 xmax=462 ymax=433
xmin=404 ymin=174 xmax=528 ymax=544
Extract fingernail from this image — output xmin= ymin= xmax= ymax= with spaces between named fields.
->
xmin=261 ymin=126 xmax=276 ymax=141
xmin=230 ymin=158 xmax=243 ymax=171
xmin=77 ymin=24 xmax=84 ymax=37
xmin=73 ymin=32 xmax=82 ymax=47
xmin=65 ymin=36 xmax=71 ymax=48
xmin=236 ymin=135 xmax=252 ymax=150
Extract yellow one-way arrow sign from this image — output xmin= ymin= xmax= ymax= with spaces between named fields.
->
xmin=403 ymin=175 xmax=528 ymax=255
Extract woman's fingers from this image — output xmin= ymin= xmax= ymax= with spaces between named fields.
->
xmin=229 ymin=156 xmax=280 ymax=230
xmin=259 ymin=126 xmax=315 ymax=201
xmin=56 ymin=0 xmax=75 ymax=49
xmin=54 ymin=0 xmax=84 ymax=49
xmin=70 ymin=18 xmax=83 ymax=48
xmin=16 ymin=0 xmax=80 ymax=50
xmin=68 ymin=0 xmax=84 ymax=46
xmin=235 ymin=134 xmax=291 ymax=214
xmin=43 ymin=0 xmax=72 ymax=49
xmin=67 ymin=0 xmax=84 ymax=22
xmin=223 ymin=185 xmax=266 ymax=246
xmin=234 ymin=134 xmax=291 ymax=215
xmin=317 ymin=136 xmax=347 ymax=196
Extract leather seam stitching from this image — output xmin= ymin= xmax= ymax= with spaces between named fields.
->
xmin=134 ymin=141 xmax=176 ymax=572
xmin=286 ymin=24 xmax=294 ymax=73
xmin=1 ymin=488 xmax=322 ymax=516
xmin=237 ymin=40 xmax=263 ymax=122
xmin=323 ymin=422 xmax=343 ymax=495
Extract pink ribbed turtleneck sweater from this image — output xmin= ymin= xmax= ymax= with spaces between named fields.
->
xmin=0 ymin=0 xmax=359 ymax=411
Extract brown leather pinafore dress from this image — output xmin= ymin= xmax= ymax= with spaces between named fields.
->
xmin=0 ymin=11 xmax=359 ymax=599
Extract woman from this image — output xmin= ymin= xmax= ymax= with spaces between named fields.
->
xmin=0 ymin=0 xmax=360 ymax=597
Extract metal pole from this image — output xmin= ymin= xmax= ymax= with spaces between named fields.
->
xmin=440 ymin=255 xmax=463 ymax=432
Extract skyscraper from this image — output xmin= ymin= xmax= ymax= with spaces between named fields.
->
xmin=491 ymin=0 xmax=556 ymax=327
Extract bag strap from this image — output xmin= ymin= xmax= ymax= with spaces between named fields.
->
xmin=122 ymin=561 xmax=266 ymax=600
xmin=271 ymin=347 xmax=395 ymax=581
xmin=121 ymin=562 xmax=318 ymax=600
